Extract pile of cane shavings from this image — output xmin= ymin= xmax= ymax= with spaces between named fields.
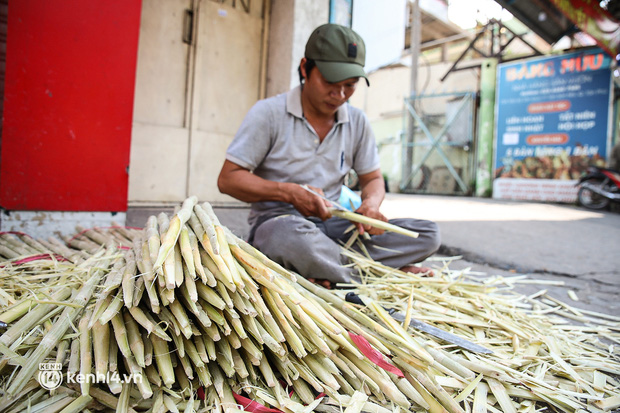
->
xmin=0 ymin=197 xmax=616 ymax=413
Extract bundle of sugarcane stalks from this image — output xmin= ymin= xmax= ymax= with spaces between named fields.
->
xmin=0 ymin=196 xmax=618 ymax=413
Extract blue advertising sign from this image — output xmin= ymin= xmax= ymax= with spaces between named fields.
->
xmin=493 ymin=48 xmax=613 ymax=202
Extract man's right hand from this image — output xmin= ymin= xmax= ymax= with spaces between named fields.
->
xmin=288 ymin=184 xmax=332 ymax=221
xmin=218 ymin=160 xmax=333 ymax=220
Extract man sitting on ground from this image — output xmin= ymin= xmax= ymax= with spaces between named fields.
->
xmin=218 ymin=23 xmax=440 ymax=287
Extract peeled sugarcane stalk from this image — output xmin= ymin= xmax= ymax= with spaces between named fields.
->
xmin=179 ymin=224 xmax=197 ymax=280
xmin=329 ymin=208 xmax=419 ymax=238
xmin=100 ymin=256 xmax=126 ymax=297
xmin=78 ymin=311 xmax=93 ymax=397
xmin=63 ymin=234 xmax=101 ymax=254
xmin=125 ymin=311 xmax=146 ymax=367
xmin=75 ymin=225 xmax=110 ymax=247
xmin=43 ymin=236 xmax=89 ymax=262
xmin=145 ymin=216 xmax=160 ymax=268
xmin=57 ymin=394 xmax=93 ymax=413
xmin=109 ymin=222 xmax=140 ymax=244
xmin=0 ymin=244 xmax=19 ymax=260
xmin=15 ymin=233 xmax=51 ymax=255
xmin=194 ymin=204 xmax=237 ymax=292
xmin=121 ymin=249 xmax=137 ymax=308
xmin=100 ymin=227 xmax=133 ymax=249
xmin=92 ymin=320 xmax=110 ymax=378
xmin=150 ymin=334 xmax=175 ymax=387
xmin=173 ymin=243 xmax=184 ymax=287
xmin=193 ymin=204 xmax=219 ymax=255
xmin=67 ymin=336 xmax=81 ymax=378
xmin=153 ymin=196 xmax=197 ymax=288
xmin=99 ymin=290 xmax=124 ymax=325
xmin=54 ymin=339 xmax=70 ymax=368
xmin=201 ymin=202 xmax=244 ymax=289
xmin=0 ymin=233 xmax=37 ymax=256
xmin=0 ymin=287 xmax=71 ymax=346
xmin=6 ymin=251 xmax=114 ymax=397
xmin=156 ymin=212 xmax=170 ymax=241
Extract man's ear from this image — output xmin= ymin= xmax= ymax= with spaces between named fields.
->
xmin=299 ymin=57 xmax=308 ymax=80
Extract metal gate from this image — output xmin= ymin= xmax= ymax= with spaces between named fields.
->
xmin=400 ymin=92 xmax=477 ymax=195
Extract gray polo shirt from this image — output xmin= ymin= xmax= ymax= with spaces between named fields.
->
xmin=226 ymin=85 xmax=380 ymax=227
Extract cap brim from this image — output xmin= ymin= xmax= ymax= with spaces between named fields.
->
xmin=315 ymin=61 xmax=370 ymax=86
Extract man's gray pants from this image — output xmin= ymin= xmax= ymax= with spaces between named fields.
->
xmin=251 ymin=213 xmax=441 ymax=283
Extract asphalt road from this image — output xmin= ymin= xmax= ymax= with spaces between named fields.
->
xmin=380 ymin=194 xmax=620 ymax=318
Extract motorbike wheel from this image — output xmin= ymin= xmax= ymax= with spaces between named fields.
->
xmin=577 ymin=179 xmax=610 ymax=210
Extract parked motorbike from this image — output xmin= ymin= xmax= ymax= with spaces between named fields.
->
xmin=575 ymin=166 xmax=620 ymax=210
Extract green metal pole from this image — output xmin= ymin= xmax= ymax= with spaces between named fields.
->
xmin=475 ymin=58 xmax=498 ymax=197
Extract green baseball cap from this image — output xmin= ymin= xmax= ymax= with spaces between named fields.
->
xmin=305 ymin=23 xmax=369 ymax=86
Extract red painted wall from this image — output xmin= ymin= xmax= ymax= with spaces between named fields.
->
xmin=0 ymin=1 xmax=142 ymax=211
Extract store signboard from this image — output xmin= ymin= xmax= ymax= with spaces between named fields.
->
xmin=493 ymin=48 xmax=613 ymax=202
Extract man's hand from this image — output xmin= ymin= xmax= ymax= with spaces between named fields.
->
xmin=354 ymin=203 xmax=387 ymax=235
xmin=354 ymin=169 xmax=387 ymax=235
xmin=218 ymin=161 xmax=334 ymax=220
xmin=289 ymin=184 xmax=332 ymax=221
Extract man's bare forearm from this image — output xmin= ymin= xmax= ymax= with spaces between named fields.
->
xmin=217 ymin=161 xmax=292 ymax=203
xmin=359 ymin=170 xmax=385 ymax=210
xmin=217 ymin=160 xmax=332 ymax=219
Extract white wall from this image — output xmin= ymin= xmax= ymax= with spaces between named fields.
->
xmin=291 ymin=2 xmax=329 ymax=90
xmin=348 ymin=59 xmax=484 ymax=193
xmin=352 ymin=0 xmax=406 ymax=72
xmin=349 ymin=58 xmax=484 ymax=119
xmin=129 ymin=0 xmax=266 ymax=204
xmin=265 ymin=2 xmax=295 ymax=97
xmin=267 ymin=1 xmax=329 ymax=97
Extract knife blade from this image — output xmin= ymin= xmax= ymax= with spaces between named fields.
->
xmin=388 ymin=310 xmax=493 ymax=354
xmin=345 ymin=292 xmax=493 ymax=354
xmin=300 ymin=184 xmax=348 ymax=211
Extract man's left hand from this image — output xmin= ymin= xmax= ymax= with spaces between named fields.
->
xmin=354 ymin=203 xmax=387 ymax=235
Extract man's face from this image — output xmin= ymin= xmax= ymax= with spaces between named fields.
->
xmin=301 ymin=62 xmax=359 ymax=118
